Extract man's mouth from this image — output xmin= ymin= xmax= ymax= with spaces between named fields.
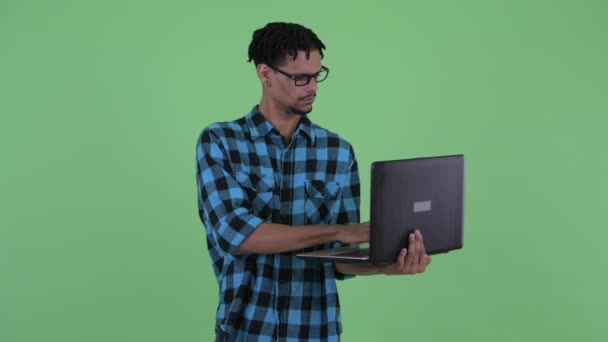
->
xmin=301 ymin=95 xmax=316 ymax=102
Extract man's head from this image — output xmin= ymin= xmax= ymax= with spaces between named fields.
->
xmin=248 ymin=22 xmax=328 ymax=116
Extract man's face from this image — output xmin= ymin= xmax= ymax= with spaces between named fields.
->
xmin=263 ymin=49 xmax=322 ymax=116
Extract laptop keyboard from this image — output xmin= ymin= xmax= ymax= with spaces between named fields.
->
xmin=333 ymin=248 xmax=370 ymax=258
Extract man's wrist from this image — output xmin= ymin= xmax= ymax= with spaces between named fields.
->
xmin=335 ymin=263 xmax=390 ymax=276
xmin=379 ymin=263 xmax=394 ymax=275
xmin=330 ymin=224 xmax=343 ymax=243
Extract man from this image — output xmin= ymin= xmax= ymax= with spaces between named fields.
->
xmin=196 ymin=22 xmax=432 ymax=342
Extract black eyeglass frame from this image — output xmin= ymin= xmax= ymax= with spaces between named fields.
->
xmin=268 ymin=65 xmax=330 ymax=86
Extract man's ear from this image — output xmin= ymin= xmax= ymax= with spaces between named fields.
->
xmin=256 ymin=64 xmax=271 ymax=83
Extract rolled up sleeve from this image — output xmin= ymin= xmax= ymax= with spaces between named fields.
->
xmin=196 ymin=128 xmax=263 ymax=256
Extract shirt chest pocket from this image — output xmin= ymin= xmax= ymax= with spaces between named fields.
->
xmin=304 ymin=179 xmax=341 ymax=225
xmin=236 ymin=171 xmax=274 ymax=219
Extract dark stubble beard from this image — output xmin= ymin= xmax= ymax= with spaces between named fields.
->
xmin=288 ymin=93 xmax=316 ymax=116
xmin=287 ymin=106 xmax=312 ymax=116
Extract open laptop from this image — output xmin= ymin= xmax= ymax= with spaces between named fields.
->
xmin=296 ymin=154 xmax=465 ymax=265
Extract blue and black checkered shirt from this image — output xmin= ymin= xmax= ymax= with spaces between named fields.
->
xmin=196 ymin=105 xmax=360 ymax=341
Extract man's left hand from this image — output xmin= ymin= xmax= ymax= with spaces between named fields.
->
xmin=382 ymin=229 xmax=432 ymax=275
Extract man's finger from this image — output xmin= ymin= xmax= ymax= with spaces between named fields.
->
xmin=405 ymin=232 xmax=417 ymax=273
xmin=410 ymin=231 xmax=421 ymax=273
xmin=416 ymin=230 xmax=426 ymax=271
xmin=418 ymin=230 xmax=427 ymax=257
xmin=397 ymin=248 xmax=407 ymax=271
xmin=403 ymin=232 xmax=415 ymax=273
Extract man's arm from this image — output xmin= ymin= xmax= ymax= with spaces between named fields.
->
xmin=196 ymin=127 xmax=369 ymax=256
xmin=335 ymin=230 xmax=432 ymax=276
xmin=235 ymin=222 xmax=369 ymax=255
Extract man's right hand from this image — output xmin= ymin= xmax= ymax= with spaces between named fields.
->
xmin=336 ymin=221 xmax=370 ymax=244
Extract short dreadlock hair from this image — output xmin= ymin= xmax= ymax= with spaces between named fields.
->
xmin=247 ymin=22 xmax=326 ymax=67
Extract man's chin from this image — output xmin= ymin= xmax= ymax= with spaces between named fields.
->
xmin=288 ymin=105 xmax=313 ymax=116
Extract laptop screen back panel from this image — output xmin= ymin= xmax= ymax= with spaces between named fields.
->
xmin=369 ymin=155 xmax=464 ymax=264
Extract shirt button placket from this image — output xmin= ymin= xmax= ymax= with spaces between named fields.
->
xmin=282 ymin=150 xmax=290 ymax=189
xmin=280 ymin=147 xmax=291 ymax=223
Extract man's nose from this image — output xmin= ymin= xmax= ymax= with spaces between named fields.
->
xmin=304 ymin=77 xmax=318 ymax=92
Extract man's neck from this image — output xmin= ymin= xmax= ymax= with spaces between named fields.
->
xmin=258 ymin=99 xmax=301 ymax=144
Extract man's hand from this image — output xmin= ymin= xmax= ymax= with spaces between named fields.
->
xmin=336 ymin=221 xmax=370 ymax=244
xmin=382 ymin=229 xmax=432 ymax=275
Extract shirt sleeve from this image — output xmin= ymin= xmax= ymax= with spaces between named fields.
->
xmin=333 ymin=144 xmax=361 ymax=280
xmin=196 ymin=127 xmax=264 ymax=256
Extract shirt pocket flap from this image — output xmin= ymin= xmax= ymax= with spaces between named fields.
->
xmin=236 ymin=171 xmax=274 ymax=192
xmin=305 ymin=179 xmax=340 ymax=199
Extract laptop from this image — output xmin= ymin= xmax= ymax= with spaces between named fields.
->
xmin=296 ymin=154 xmax=465 ymax=264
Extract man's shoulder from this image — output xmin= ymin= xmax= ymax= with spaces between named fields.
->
xmin=198 ymin=114 xmax=249 ymax=141
xmin=309 ymin=121 xmax=354 ymax=151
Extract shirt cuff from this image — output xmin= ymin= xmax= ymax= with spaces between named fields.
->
xmin=216 ymin=210 xmax=264 ymax=255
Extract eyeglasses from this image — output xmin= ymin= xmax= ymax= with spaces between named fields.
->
xmin=269 ymin=65 xmax=330 ymax=86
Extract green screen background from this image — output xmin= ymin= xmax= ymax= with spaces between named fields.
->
xmin=1 ymin=0 xmax=606 ymax=341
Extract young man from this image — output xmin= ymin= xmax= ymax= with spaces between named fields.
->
xmin=196 ymin=22 xmax=431 ymax=342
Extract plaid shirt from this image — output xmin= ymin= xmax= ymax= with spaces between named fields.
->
xmin=195 ymin=105 xmax=360 ymax=341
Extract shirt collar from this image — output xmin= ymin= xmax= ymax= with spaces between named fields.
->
xmin=246 ymin=105 xmax=316 ymax=145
